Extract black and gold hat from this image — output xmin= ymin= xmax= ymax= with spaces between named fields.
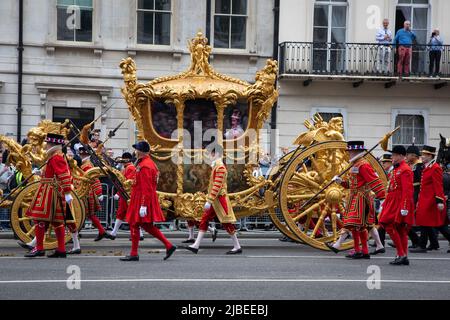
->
xmin=346 ymin=141 xmax=366 ymax=151
xmin=421 ymin=145 xmax=436 ymax=156
xmin=380 ymin=154 xmax=392 ymax=162
xmin=45 ymin=133 xmax=65 ymax=145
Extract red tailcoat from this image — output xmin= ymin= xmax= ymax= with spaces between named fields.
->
xmin=26 ymin=151 xmax=73 ymax=223
xmin=379 ymin=160 xmax=415 ymax=225
xmin=415 ymin=162 xmax=447 ymax=227
xmin=81 ymin=159 xmax=102 ymax=216
xmin=116 ymin=162 xmax=136 ymax=220
xmin=341 ymin=159 xmax=386 ymax=229
xmin=126 ymin=155 xmax=165 ymax=226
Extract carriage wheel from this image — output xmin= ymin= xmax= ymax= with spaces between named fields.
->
xmin=10 ymin=181 xmax=86 ymax=250
xmin=277 ymin=141 xmax=387 ymax=251
xmin=265 ymin=151 xmax=307 ymax=243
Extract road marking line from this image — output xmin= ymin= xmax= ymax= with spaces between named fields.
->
xmin=0 ymin=278 xmax=450 ymax=284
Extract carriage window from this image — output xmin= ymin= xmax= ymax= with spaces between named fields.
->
xmin=223 ymin=100 xmax=249 ymax=140
xmin=151 ymin=100 xmax=177 ymax=139
xmin=183 ymin=99 xmax=218 ymax=149
xmin=393 ymin=114 xmax=425 ymax=148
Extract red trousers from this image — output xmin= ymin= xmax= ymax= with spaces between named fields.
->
xmin=397 ymin=46 xmax=412 ymax=75
xmin=34 ymin=220 xmax=66 ymax=252
xmin=351 ymin=229 xmax=369 ymax=254
xmin=199 ymin=206 xmax=235 ymax=235
xmin=382 ymin=223 xmax=409 ymax=257
xmin=130 ymin=223 xmax=173 ymax=256
xmin=88 ymin=214 xmax=105 ymax=235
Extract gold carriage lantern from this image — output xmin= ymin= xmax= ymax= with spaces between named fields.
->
xmin=120 ymin=32 xmax=279 ymax=221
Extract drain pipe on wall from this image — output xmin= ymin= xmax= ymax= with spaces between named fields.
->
xmin=16 ymin=0 xmax=24 ymax=143
xmin=270 ymin=0 xmax=280 ymax=155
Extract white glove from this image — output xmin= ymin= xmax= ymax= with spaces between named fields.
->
xmin=332 ymin=176 xmax=343 ymax=184
xmin=400 ymin=209 xmax=409 ymax=216
xmin=65 ymin=193 xmax=73 ymax=204
xmin=98 ymin=195 xmax=105 ymax=202
xmin=139 ymin=206 xmax=147 ymax=218
xmin=437 ymin=203 xmax=445 ymax=211
xmin=204 ymin=202 xmax=211 ymax=210
xmin=113 ymin=194 xmax=120 ymax=201
xmin=32 ymin=168 xmax=41 ymax=176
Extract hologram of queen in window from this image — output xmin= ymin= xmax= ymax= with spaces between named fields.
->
xmin=119 ymin=32 xmax=278 ymax=212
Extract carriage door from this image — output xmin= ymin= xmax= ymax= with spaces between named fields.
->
xmin=313 ymin=0 xmax=347 ymax=73
xmin=395 ymin=0 xmax=430 ymax=75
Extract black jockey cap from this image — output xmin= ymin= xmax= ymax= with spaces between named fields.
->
xmin=421 ymin=145 xmax=437 ymax=156
xmin=116 ymin=152 xmax=133 ymax=163
xmin=346 ymin=141 xmax=366 ymax=151
xmin=390 ymin=145 xmax=407 ymax=156
xmin=132 ymin=141 xmax=150 ymax=153
xmin=380 ymin=154 xmax=392 ymax=162
xmin=45 ymin=133 xmax=65 ymax=145
xmin=406 ymin=145 xmax=421 ymax=157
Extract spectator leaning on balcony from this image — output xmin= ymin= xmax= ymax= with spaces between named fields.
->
xmin=428 ymin=29 xmax=444 ymax=77
xmin=376 ymin=18 xmax=393 ymax=74
xmin=393 ymin=20 xmax=416 ymax=77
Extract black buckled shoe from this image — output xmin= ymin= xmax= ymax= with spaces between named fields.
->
xmin=346 ymin=252 xmax=362 ymax=259
xmin=67 ymin=249 xmax=82 ymax=255
xmin=94 ymin=233 xmax=106 ymax=242
xmin=103 ymin=232 xmax=115 ymax=240
xmin=325 ymin=242 xmax=340 ymax=254
xmin=164 ymin=245 xmax=177 ymax=261
xmin=184 ymin=246 xmax=198 ymax=254
xmin=370 ymin=248 xmax=386 ymax=255
xmin=24 ymin=249 xmax=45 ymax=258
xmin=18 ymin=241 xmax=34 ymax=251
xmin=109 ymin=234 xmax=117 ymax=240
xmin=212 ymin=229 xmax=218 ymax=242
xmin=47 ymin=250 xmax=67 ymax=258
xmin=182 ymin=239 xmax=195 ymax=244
xmin=120 ymin=255 xmax=139 ymax=261
xmin=389 ymin=256 xmax=403 ymax=265
xmin=226 ymin=248 xmax=242 ymax=255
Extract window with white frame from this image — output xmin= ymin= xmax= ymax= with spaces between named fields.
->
xmin=57 ymin=0 xmax=93 ymax=42
xmin=393 ymin=114 xmax=425 ymax=148
xmin=137 ymin=0 xmax=171 ymax=45
xmin=313 ymin=0 xmax=348 ymax=72
xmin=213 ymin=0 xmax=248 ymax=49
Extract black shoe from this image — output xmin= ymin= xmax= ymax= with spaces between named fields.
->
xmin=212 ymin=229 xmax=218 ymax=242
xmin=164 ymin=245 xmax=177 ymax=261
xmin=279 ymin=236 xmax=288 ymax=242
xmin=24 ymin=250 xmax=45 ymax=258
xmin=17 ymin=241 xmax=33 ymax=251
xmin=103 ymin=232 xmax=115 ymax=240
xmin=120 ymin=255 xmax=139 ymax=261
xmin=109 ymin=234 xmax=117 ymax=240
xmin=94 ymin=233 xmax=106 ymax=242
xmin=447 ymin=249 xmax=450 ymax=253
xmin=389 ymin=256 xmax=402 ymax=265
xmin=184 ymin=246 xmax=198 ymax=254
xmin=410 ymin=247 xmax=427 ymax=253
xmin=140 ymin=236 xmax=144 ymax=241
xmin=67 ymin=249 xmax=82 ymax=255
xmin=426 ymin=246 xmax=439 ymax=251
xmin=402 ymin=257 xmax=410 ymax=265
xmin=370 ymin=248 xmax=386 ymax=255
xmin=226 ymin=248 xmax=242 ymax=255
xmin=182 ymin=239 xmax=195 ymax=244
xmin=325 ymin=242 xmax=340 ymax=254
xmin=409 ymin=244 xmax=418 ymax=249
xmin=47 ymin=250 xmax=67 ymax=258
xmin=346 ymin=252 xmax=362 ymax=259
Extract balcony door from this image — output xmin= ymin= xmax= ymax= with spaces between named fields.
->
xmin=395 ymin=0 xmax=430 ymax=75
xmin=313 ymin=0 xmax=347 ymax=73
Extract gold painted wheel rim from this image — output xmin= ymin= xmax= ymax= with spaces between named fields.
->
xmin=10 ymin=181 xmax=86 ymax=250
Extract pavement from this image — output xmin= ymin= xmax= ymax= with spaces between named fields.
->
xmin=0 ymin=230 xmax=449 ymax=300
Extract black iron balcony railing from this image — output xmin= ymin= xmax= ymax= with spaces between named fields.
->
xmin=279 ymin=42 xmax=450 ymax=78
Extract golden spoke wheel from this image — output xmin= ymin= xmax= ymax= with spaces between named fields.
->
xmin=276 ymin=141 xmax=387 ymax=251
xmin=10 ymin=181 xmax=86 ymax=250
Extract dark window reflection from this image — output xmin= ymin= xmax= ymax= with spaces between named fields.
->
xmin=223 ymin=101 xmax=248 ymax=140
xmin=184 ymin=99 xmax=218 ymax=149
xmin=151 ymin=100 xmax=177 ymax=139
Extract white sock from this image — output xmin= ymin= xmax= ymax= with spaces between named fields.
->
xmin=71 ymin=231 xmax=80 ymax=251
xmin=139 ymin=228 xmax=144 ymax=238
xmin=369 ymin=227 xmax=384 ymax=250
xmin=27 ymin=237 xmax=36 ymax=247
xmin=188 ymin=226 xmax=195 ymax=239
xmin=111 ymin=219 xmax=123 ymax=236
xmin=333 ymin=232 xmax=349 ymax=249
xmin=230 ymin=233 xmax=241 ymax=251
xmin=191 ymin=231 xmax=205 ymax=249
